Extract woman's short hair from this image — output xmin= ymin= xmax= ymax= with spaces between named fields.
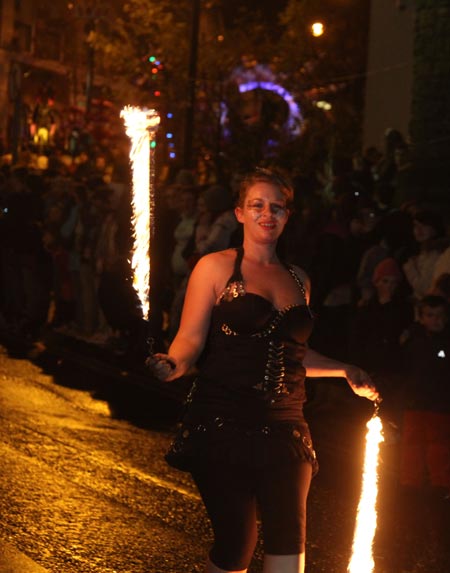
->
xmin=236 ymin=167 xmax=294 ymax=209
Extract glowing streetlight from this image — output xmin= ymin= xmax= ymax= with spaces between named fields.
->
xmin=311 ymin=22 xmax=325 ymax=37
xmin=316 ymin=100 xmax=332 ymax=111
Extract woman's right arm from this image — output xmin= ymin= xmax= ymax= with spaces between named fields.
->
xmin=150 ymin=253 xmax=222 ymax=382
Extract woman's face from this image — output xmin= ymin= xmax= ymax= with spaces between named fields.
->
xmin=179 ymin=190 xmax=197 ymax=217
xmin=235 ymin=182 xmax=289 ymax=243
xmin=375 ymin=275 xmax=400 ymax=300
xmin=419 ymin=305 xmax=447 ymax=333
xmin=197 ymin=195 xmax=208 ymax=214
xmin=413 ymin=220 xmax=436 ymax=243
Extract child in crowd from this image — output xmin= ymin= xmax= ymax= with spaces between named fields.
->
xmin=397 ymin=294 xmax=450 ymax=571
xmin=348 ymin=257 xmax=412 ymax=421
xmin=399 ymin=294 xmax=450 ymax=492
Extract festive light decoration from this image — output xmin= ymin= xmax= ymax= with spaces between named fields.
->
xmin=238 ymin=81 xmax=302 ymax=135
xmin=221 ymin=65 xmax=303 ymax=139
xmin=120 ymin=106 xmax=160 ymax=320
xmin=347 ymin=411 xmax=384 ymax=573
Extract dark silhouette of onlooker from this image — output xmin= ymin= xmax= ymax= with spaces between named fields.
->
xmin=396 ymin=295 xmax=450 ymax=571
xmin=0 ymin=167 xmax=50 ymax=338
xmin=308 ymin=194 xmax=380 ymax=362
xmin=184 ymin=184 xmax=238 ymax=267
xmin=356 ymin=209 xmax=413 ymax=306
xmin=167 ymin=184 xmax=238 ymax=341
xmin=399 ymin=295 xmax=450 ymax=489
xmin=166 ymin=186 xmax=199 ymax=339
xmin=349 ymin=258 xmax=413 ymax=421
xmin=373 ymin=128 xmax=406 ymax=188
xmin=73 ymin=150 xmax=93 ymax=182
xmin=96 ymin=184 xmax=142 ymax=351
xmin=403 ymin=208 xmax=448 ymax=303
xmin=149 ymin=183 xmax=183 ymax=345
xmin=170 ymin=185 xmax=198 ymax=289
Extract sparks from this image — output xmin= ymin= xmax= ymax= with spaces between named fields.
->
xmin=347 ymin=414 xmax=384 ymax=573
xmin=120 ymin=106 xmax=160 ymax=320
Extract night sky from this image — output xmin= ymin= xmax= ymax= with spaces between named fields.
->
xmin=221 ymin=0 xmax=289 ymax=27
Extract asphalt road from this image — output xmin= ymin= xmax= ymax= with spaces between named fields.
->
xmin=0 ymin=343 xmax=209 ymax=573
xmin=0 ymin=337 xmax=448 ymax=573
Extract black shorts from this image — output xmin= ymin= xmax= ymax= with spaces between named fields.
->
xmin=191 ymin=458 xmax=313 ymax=571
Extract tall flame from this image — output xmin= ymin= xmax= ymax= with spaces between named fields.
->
xmin=120 ymin=106 xmax=160 ymax=320
xmin=348 ymin=415 xmax=384 ymax=573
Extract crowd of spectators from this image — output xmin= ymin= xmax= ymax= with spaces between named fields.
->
xmin=0 ymin=134 xmax=449 ymax=366
xmin=0 ymin=146 xmax=140 ymax=352
xmin=2 ymin=133 xmax=448 ymax=406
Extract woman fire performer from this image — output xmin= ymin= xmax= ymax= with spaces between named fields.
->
xmin=149 ymin=167 xmax=379 ymax=573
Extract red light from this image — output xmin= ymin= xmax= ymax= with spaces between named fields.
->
xmin=154 ymin=91 xmax=161 ymax=97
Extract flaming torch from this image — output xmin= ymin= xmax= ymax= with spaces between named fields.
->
xmin=347 ymin=400 xmax=384 ymax=573
xmin=120 ymin=106 xmax=160 ymax=322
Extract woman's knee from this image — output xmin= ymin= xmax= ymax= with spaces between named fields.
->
xmin=192 ymin=465 xmax=258 ymax=570
xmin=206 ymin=554 xmax=248 ymax=573
xmin=209 ymin=531 xmax=257 ymax=572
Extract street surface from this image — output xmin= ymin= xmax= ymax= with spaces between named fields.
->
xmin=0 ymin=344 xmax=209 ymax=573
xmin=0 ymin=341 xmax=448 ymax=573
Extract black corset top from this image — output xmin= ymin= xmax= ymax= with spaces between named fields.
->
xmin=213 ymin=246 xmax=314 ymax=342
xmin=193 ymin=247 xmax=314 ymax=421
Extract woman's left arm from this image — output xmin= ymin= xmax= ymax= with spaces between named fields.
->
xmin=304 ymin=348 xmax=379 ymax=401
xmin=292 ymin=265 xmax=379 ymax=401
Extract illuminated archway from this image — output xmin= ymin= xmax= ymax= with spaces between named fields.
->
xmin=237 ymin=81 xmax=302 ymax=136
xmin=221 ymin=64 xmax=303 ymax=140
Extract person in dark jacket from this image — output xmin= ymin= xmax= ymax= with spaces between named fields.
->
xmin=349 ymin=257 xmax=413 ymax=422
xmin=399 ymin=294 xmax=450 ymax=491
xmin=397 ymin=294 xmax=450 ymax=571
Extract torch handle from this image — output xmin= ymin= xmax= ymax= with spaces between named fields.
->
xmin=145 ymin=336 xmax=176 ymax=370
xmin=146 ymin=335 xmax=155 ymax=357
xmin=373 ymin=397 xmax=382 ymax=417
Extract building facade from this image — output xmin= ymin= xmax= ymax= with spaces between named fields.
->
xmin=363 ymin=0 xmax=415 ymax=150
xmin=0 ymin=0 xmax=104 ymax=160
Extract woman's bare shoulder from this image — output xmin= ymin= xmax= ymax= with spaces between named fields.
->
xmin=190 ymin=249 xmax=237 ymax=298
xmin=190 ymin=248 xmax=236 ymax=280
xmin=196 ymin=248 xmax=237 ymax=269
